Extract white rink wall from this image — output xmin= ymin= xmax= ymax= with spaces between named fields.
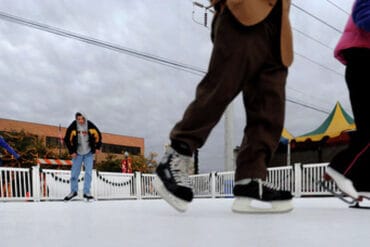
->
xmin=0 ymin=162 xmax=339 ymax=202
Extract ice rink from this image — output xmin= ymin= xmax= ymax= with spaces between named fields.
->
xmin=1 ymin=198 xmax=370 ymax=247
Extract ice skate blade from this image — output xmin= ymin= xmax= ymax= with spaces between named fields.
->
xmin=358 ymin=192 xmax=370 ymax=200
xmin=325 ymin=167 xmax=359 ymax=200
xmin=318 ymin=180 xmax=359 ymax=204
xmin=349 ymin=202 xmax=370 ymax=209
xmin=64 ymin=197 xmax=78 ymax=202
xmin=153 ymin=176 xmax=189 ymax=213
xmin=232 ymin=197 xmax=293 ymax=214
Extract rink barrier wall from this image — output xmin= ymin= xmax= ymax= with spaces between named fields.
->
xmin=0 ymin=163 xmax=338 ymax=202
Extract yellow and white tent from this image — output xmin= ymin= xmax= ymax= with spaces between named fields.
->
xmin=293 ymin=102 xmax=355 ymax=143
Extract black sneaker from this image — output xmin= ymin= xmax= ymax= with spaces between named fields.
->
xmin=232 ymin=179 xmax=293 ymax=213
xmin=153 ymin=146 xmax=193 ymax=212
xmin=83 ymin=194 xmax=94 ymax=201
xmin=64 ymin=191 xmax=77 ymax=201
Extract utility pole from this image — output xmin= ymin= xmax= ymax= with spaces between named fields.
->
xmin=224 ymin=104 xmax=234 ymax=171
xmin=192 ymin=1 xmax=215 ymax=28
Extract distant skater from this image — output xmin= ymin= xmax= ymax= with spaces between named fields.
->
xmin=63 ymin=112 xmax=102 ymax=201
xmin=154 ymin=0 xmax=294 ymax=213
xmin=0 ymin=135 xmax=20 ymax=164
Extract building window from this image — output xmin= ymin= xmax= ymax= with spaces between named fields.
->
xmin=102 ymin=143 xmax=141 ymax=155
xmin=46 ymin=136 xmax=62 ymax=148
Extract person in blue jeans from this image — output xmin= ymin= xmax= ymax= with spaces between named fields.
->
xmin=63 ymin=112 xmax=102 ymax=201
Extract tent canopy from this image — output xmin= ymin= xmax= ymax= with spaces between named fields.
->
xmin=280 ymin=128 xmax=294 ymax=145
xmin=293 ymin=102 xmax=355 ymax=143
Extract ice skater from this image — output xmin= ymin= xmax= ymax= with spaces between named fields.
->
xmin=63 ymin=112 xmax=102 ymax=201
xmin=154 ymin=0 xmax=294 ymax=213
xmin=324 ymin=0 xmax=370 ymax=205
xmin=0 ymin=135 xmax=20 ymax=164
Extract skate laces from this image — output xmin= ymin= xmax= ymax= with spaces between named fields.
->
xmin=169 ymin=154 xmax=192 ymax=187
xmin=67 ymin=192 xmax=76 ymax=197
xmin=162 ymin=147 xmax=192 ymax=188
xmin=261 ymin=181 xmax=280 ymax=190
xmin=256 ymin=179 xmax=281 ymax=198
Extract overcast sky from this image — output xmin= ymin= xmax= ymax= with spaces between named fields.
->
xmin=0 ymin=0 xmax=354 ymax=172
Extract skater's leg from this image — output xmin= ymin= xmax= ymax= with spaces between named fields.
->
xmin=155 ymin=7 xmax=270 ymax=212
xmin=170 ymin=7 xmax=271 ymax=154
xmin=325 ymin=48 xmax=370 ymax=200
xmin=82 ymin=152 xmax=94 ymax=195
xmin=235 ymin=58 xmax=287 ymax=181
xmin=70 ymin=154 xmax=83 ymax=193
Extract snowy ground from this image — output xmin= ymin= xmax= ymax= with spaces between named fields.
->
xmin=1 ymin=198 xmax=370 ymax=247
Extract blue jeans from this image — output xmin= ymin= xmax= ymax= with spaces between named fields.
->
xmin=70 ymin=152 xmax=94 ymax=194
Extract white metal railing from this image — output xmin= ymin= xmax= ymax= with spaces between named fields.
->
xmin=300 ymin=163 xmax=337 ymax=196
xmin=95 ymin=171 xmax=135 ymax=200
xmin=0 ymin=167 xmax=32 ymax=201
xmin=141 ymin=173 xmax=159 ymax=199
xmin=40 ymin=169 xmax=79 ymax=200
xmin=214 ymin=171 xmax=234 ymax=198
xmin=0 ymin=162 xmax=339 ymax=202
xmin=191 ymin=173 xmax=213 ymax=198
xmin=267 ymin=166 xmax=294 ymax=193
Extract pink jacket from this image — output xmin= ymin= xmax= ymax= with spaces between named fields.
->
xmin=334 ymin=15 xmax=370 ymax=65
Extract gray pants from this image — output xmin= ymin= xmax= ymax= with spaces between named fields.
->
xmin=170 ymin=6 xmax=287 ymax=180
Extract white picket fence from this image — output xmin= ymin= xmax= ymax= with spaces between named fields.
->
xmin=0 ymin=163 xmax=338 ymax=202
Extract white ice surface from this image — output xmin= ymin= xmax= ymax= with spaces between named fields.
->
xmin=1 ymin=198 xmax=370 ymax=247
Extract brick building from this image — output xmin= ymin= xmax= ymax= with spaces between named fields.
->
xmin=0 ymin=118 xmax=144 ymax=162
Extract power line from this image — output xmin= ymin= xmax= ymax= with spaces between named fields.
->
xmin=326 ymin=0 xmax=350 ymax=15
xmin=292 ymin=3 xmax=343 ymax=34
xmin=0 ymin=10 xmax=207 ymax=76
xmin=0 ymin=10 xmax=337 ymax=115
xmin=287 ymin=87 xmax=333 ymax=110
xmin=292 ymin=27 xmax=334 ymax=50
xmin=286 ymin=98 xmax=330 ymax=114
xmin=294 ymin=51 xmax=344 ymax=77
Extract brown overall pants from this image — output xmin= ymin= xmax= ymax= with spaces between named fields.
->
xmin=170 ymin=4 xmax=287 ymax=181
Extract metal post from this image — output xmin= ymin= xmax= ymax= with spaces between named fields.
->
xmin=135 ymin=172 xmax=142 ymax=200
xmin=32 ymin=166 xmax=40 ymax=202
xmin=294 ymin=163 xmax=302 ymax=198
xmin=224 ymin=103 xmax=234 ymax=171
xmin=287 ymin=141 xmax=291 ymax=166
xmin=92 ymin=169 xmax=98 ymax=200
xmin=210 ymin=172 xmax=216 ymax=198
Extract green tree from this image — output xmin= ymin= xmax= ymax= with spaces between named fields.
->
xmin=1 ymin=130 xmax=50 ymax=168
xmin=96 ymin=153 xmax=121 ymax=172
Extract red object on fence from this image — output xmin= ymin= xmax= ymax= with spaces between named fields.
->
xmin=121 ymin=157 xmax=132 ymax=173
xmin=37 ymin=158 xmax=72 ymax=166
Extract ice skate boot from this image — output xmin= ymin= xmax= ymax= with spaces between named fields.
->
xmin=153 ymin=146 xmax=193 ymax=212
xmin=232 ymin=179 xmax=293 ymax=213
xmin=324 ymin=138 xmax=370 ymax=202
xmin=64 ymin=191 xmax=77 ymax=201
xmin=83 ymin=193 xmax=95 ymax=202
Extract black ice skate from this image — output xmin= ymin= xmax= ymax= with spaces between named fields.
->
xmin=153 ymin=146 xmax=193 ymax=212
xmin=232 ymin=179 xmax=293 ymax=213
xmin=324 ymin=141 xmax=370 ymax=202
xmin=64 ymin=191 xmax=78 ymax=201
xmin=83 ymin=193 xmax=95 ymax=202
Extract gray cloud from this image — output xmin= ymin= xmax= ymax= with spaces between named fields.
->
xmin=0 ymin=0 xmax=354 ymax=172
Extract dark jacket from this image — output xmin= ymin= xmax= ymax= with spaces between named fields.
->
xmin=64 ymin=120 xmax=102 ymax=155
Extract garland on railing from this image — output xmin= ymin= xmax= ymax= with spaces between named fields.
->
xmin=96 ymin=171 xmax=131 ymax=187
xmin=41 ymin=170 xmax=132 ymax=187
xmin=46 ymin=172 xmax=84 ymax=184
